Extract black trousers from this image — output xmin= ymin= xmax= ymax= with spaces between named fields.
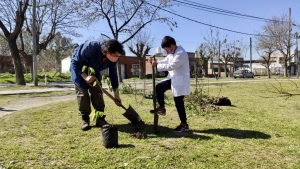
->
xmin=156 ymin=79 xmax=187 ymax=124
xmin=75 ymin=85 xmax=105 ymax=116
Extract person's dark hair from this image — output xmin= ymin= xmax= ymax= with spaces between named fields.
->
xmin=102 ymin=39 xmax=124 ymax=54
xmin=161 ymin=36 xmax=176 ymax=48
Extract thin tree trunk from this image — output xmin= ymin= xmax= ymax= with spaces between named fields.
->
xmin=139 ymin=59 xmax=142 ymax=79
xmin=117 ymin=61 xmax=123 ymax=82
xmin=224 ymin=64 xmax=228 ymax=77
xmin=284 ymin=62 xmax=288 ymax=77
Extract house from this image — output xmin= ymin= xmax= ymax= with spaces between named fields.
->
xmin=60 ymin=47 xmax=201 ymax=79
xmin=244 ymin=51 xmax=299 ymax=75
xmin=61 ymin=56 xmax=71 ymax=73
xmin=0 ymin=55 xmax=29 ymax=73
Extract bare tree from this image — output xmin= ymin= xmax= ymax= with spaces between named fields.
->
xmin=217 ymin=40 xmax=243 ymax=78
xmin=38 ymin=32 xmax=73 ymax=74
xmin=73 ymin=0 xmax=177 ymax=82
xmin=0 ymin=0 xmax=78 ymax=85
xmin=255 ymin=34 xmax=277 ymax=78
xmin=203 ymin=28 xmax=227 ymax=78
xmin=228 ymin=40 xmax=244 ymax=74
xmin=0 ymin=0 xmax=30 ymax=85
xmin=197 ymin=43 xmax=213 ymax=77
xmin=0 ymin=34 xmax=10 ymax=55
xmin=262 ymin=14 xmax=295 ymax=77
xmin=128 ymin=31 xmax=153 ymax=78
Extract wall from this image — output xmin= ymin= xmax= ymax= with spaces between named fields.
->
xmin=0 ymin=55 xmax=29 ymax=73
xmin=118 ymin=55 xmax=144 ymax=78
xmin=61 ymin=56 xmax=71 ymax=73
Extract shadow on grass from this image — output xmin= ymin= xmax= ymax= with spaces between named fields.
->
xmin=113 ymin=123 xmax=212 ymax=140
xmin=0 ymin=107 xmax=16 ymax=112
xmin=117 ymin=144 xmax=136 ymax=148
xmin=194 ymin=128 xmax=271 ymax=139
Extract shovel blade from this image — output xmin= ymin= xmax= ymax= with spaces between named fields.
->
xmin=122 ymin=105 xmax=141 ymax=125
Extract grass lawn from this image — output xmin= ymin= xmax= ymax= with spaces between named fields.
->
xmin=0 ymin=72 xmax=71 ymax=84
xmin=1 ymin=79 xmax=300 ymax=168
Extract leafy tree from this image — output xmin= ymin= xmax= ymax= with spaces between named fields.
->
xmin=73 ymin=0 xmax=177 ymax=82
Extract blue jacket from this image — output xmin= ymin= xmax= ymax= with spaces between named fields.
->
xmin=70 ymin=41 xmax=118 ymax=90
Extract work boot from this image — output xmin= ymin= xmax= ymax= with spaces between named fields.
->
xmin=96 ymin=115 xmax=108 ymax=128
xmin=81 ymin=115 xmax=91 ymax=131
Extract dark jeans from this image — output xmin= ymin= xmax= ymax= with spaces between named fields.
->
xmin=75 ymin=85 xmax=105 ymax=116
xmin=156 ymin=79 xmax=187 ymax=124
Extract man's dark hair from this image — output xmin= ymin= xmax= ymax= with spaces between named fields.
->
xmin=161 ymin=36 xmax=176 ymax=48
xmin=103 ymin=39 xmax=124 ymax=54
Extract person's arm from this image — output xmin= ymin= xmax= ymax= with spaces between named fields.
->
xmin=157 ymin=52 xmax=186 ymax=71
xmin=157 ymin=55 xmax=169 ymax=64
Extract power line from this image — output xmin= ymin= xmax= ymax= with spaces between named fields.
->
xmin=146 ymin=2 xmax=260 ymax=36
xmin=174 ymin=2 xmax=268 ymax=22
xmin=174 ymin=0 xmax=274 ymax=22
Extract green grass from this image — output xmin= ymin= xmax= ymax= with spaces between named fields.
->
xmin=0 ymin=72 xmax=71 ymax=84
xmin=1 ymin=80 xmax=300 ymax=168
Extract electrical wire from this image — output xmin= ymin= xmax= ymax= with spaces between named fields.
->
xmin=146 ymin=2 xmax=261 ymax=36
xmin=174 ymin=2 xmax=267 ymax=22
xmin=174 ymin=0 xmax=275 ymax=22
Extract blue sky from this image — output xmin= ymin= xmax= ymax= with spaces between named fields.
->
xmin=73 ymin=0 xmax=300 ymax=60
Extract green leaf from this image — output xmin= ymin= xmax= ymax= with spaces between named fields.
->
xmin=82 ymin=65 xmax=87 ymax=73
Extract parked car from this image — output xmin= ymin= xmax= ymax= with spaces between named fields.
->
xmin=233 ymin=70 xmax=255 ymax=78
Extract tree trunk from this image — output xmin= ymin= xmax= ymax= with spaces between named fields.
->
xmin=23 ymin=54 xmax=33 ymax=80
xmin=224 ymin=63 xmax=228 ymax=77
xmin=9 ymin=40 xmax=26 ymax=85
xmin=117 ymin=61 xmax=123 ymax=82
xmin=284 ymin=62 xmax=288 ymax=77
xmin=267 ymin=63 xmax=271 ymax=78
xmin=139 ymin=59 xmax=142 ymax=79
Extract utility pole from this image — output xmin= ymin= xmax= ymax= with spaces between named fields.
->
xmin=250 ymin=37 xmax=252 ymax=72
xmin=194 ymin=50 xmax=198 ymax=90
xmin=288 ymin=7 xmax=291 ymax=77
xmin=32 ymin=0 xmax=38 ymax=86
xmin=296 ymin=32 xmax=299 ymax=78
xmin=218 ymin=40 xmax=220 ymax=77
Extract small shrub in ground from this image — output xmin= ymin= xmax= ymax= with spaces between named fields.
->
xmin=120 ymin=83 xmax=143 ymax=95
xmin=185 ymin=88 xmax=221 ymax=115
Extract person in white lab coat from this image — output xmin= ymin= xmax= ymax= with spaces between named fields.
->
xmin=149 ymin=36 xmax=191 ymax=132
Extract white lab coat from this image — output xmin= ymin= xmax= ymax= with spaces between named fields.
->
xmin=157 ymin=45 xmax=191 ymax=97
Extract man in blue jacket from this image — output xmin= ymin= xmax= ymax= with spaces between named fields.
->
xmin=70 ymin=39 xmax=124 ymax=131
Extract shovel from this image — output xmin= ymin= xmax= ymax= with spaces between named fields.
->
xmin=101 ymin=87 xmax=142 ymax=125
xmin=86 ymin=66 xmax=142 ymax=125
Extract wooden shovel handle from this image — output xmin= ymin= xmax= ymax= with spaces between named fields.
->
xmin=101 ymin=87 xmax=127 ymax=110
